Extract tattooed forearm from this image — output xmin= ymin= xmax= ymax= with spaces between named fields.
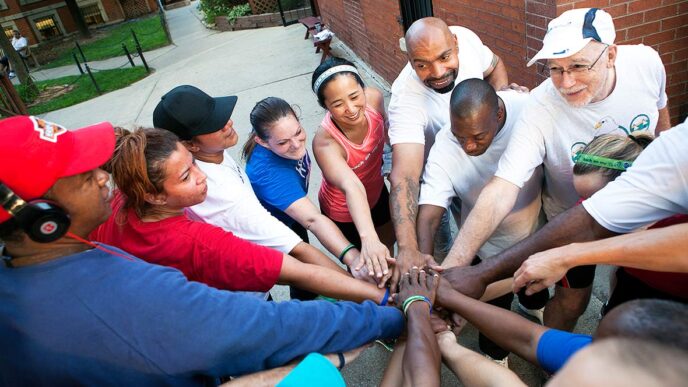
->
xmin=390 ymin=176 xmax=419 ymax=229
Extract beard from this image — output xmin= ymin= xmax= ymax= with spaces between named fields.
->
xmin=424 ymin=69 xmax=458 ymax=94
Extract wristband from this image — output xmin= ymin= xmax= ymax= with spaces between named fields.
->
xmin=337 ymin=352 xmax=345 ymax=370
xmin=401 ymin=295 xmax=432 ymax=317
xmin=379 ymin=287 xmax=390 ymax=306
xmin=338 ymin=243 xmax=356 ymax=261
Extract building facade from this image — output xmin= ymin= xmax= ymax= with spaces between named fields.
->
xmin=316 ymin=0 xmax=687 ymax=124
xmin=0 ymin=0 xmax=159 ymax=44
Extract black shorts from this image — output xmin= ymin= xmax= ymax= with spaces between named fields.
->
xmin=327 ymin=185 xmax=391 ymax=250
xmin=557 ymin=264 xmax=596 ymax=289
xmin=603 ymin=268 xmax=687 ymax=315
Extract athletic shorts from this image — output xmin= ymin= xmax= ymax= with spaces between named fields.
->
xmin=328 ymin=185 xmax=391 ymax=250
xmin=557 ymin=264 xmax=596 ymax=289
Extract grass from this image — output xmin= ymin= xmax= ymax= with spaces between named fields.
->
xmin=42 ymin=15 xmax=170 ymax=69
xmin=18 ymin=66 xmax=149 ymax=115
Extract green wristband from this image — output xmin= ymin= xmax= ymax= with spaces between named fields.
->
xmin=402 ymin=295 xmax=432 ymax=317
xmin=338 ymin=243 xmax=356 ymax=261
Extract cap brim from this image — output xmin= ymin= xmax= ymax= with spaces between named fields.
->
xmin=198 ymin=95 xmax=238 ymax=136
xmin=62 ymin=122 xmax=115 ymax=177
xmin=526 ymin=37 xmax=592 ymax=67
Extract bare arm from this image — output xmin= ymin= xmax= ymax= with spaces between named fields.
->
xmin=417 ymin=204 xmax=446 ymax=256
xmin=483 ymin=54 xmax=509 ymax=91
xmin=443 ymin=176 xmax=520 ymax=268
xmin=389 ymin=143 xmax=439 ymax=289
xmin=403 ymin=304 xmax=441 ymax=387
xmin=514 ymin=222 xmax=688 ymax=295
xmin=285 ymin=197 xmax=359 ymax=265
xmin=436 ymin=279 xmax=546 ymax=365
xmin=437 ymin=331 xmax=526 ymax=387
xmin=655 ymin=106 xmax=671 ymax=135
xmin=289 ymin=241 xmax=348 ymax=274
xmin=444 ymin=204 xmax=615 ymax=299
xmin=279 ymin=254 xmax=387 ymax=303
xmin=313 ymin=127 xmax=392 ymax=282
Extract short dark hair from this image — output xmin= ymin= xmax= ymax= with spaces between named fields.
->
xmin=449 ymin=78 xmax=499 ymax=120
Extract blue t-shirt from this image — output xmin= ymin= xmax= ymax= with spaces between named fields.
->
xmin=246 ymin=144 xmax=311 ymax=226
xmin=536 ymin=329 xmax=593 ymax=374
xmin=0 ymin=245 xmax=404 ymax=385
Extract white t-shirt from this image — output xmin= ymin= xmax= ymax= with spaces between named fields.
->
xmin=189 ymin=150 xmax=302 ymax=253
xmin=583 ymin=120 xmax=688 ymax=233
xmin=11 ymin=36 xmax=27 ymax=53
xmin=388 ymin=26 xmax=494 ymax=159
xmin=495 ymin=44 xmax=667 ymax=220
xmin=419 ymin=90 xmax=543 ymax=258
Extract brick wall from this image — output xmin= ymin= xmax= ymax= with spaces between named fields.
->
xmin=318 ymin=0 xmax=406 ymax=83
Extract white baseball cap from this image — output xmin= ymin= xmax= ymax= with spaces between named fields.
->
xmin=527 ymin=8 xmax=616 ymax=67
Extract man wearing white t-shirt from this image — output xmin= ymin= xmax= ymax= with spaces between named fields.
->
xmin=387 ymin=17 xmax=509 ymax=290
xmin=417 ymin=78 xmax=543 ymax=364
xmin=443 ymin=8 xmax=672 ymax=331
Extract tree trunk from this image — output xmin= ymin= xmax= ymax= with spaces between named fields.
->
xmin=65 ymin=0 xmax=91 ymax=38
xmin=0 ymin=31 xmax=37 ymax=95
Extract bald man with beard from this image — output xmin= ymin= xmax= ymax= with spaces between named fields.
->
xmin=387 ymin=18 xmax=508 ymax=295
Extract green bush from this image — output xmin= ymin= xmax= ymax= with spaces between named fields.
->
xmin=199 ymin=0 xmax=251 ymax=24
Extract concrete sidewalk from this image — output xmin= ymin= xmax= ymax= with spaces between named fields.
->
xmin=41 ymin=3 xmax=607 ymax=386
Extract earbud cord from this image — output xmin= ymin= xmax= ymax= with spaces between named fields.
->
xmin=66 ymin=232 xmax=135 ymax=262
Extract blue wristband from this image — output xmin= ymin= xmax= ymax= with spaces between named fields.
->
xmin=379 ymin=287 xmax=390 ymax=306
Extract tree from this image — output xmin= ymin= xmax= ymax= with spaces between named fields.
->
xmin=0 ymin=30 xmax=37 ymax=96
xmin=64 ymin=0 xmax=91 ymax=38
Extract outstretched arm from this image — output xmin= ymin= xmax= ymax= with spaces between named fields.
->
xmin=443 ymin=176 xmax=520 ymax=268
xmin=437 ymin=331 xmax=526 ymax=387
xmin=417 ymin=204 xmax=446 ymax=256
xmin=313 ymin=128 xmax=392 ymax=283
xmin=389 ymin=143 xmax=440 ymax=290
xmin=290 ymin=241 xmax=348 ymax=274
xmin=444 ymin=204 xmax=614 ymax=299
xmin=436 ymin=278 xmax=546 ymax=365
xmin=285 ymin=197 xmax=360 ymax=267
xmin=279 ymin=253 xmax=388 ymax=304
xmin=514 ymin=222 xmax=688 ymax=295
xmin=397 ymin=267 xmax=441 ymax=387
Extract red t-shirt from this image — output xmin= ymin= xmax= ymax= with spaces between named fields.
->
xmin=90 ymin=192 xmax=283 ymax=292
xmin=623 ymin=214 xmax=688 ymax=299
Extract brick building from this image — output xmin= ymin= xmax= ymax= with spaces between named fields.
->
xmin=0 ymin=0 xmax=159 ymax=45
xmin=316 ymin=0 xmax=687 ymax=124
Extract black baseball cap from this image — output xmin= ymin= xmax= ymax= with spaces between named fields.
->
xmin=153 ymin=85 xmax=238 ymax=140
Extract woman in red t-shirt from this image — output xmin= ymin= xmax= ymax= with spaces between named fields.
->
xmin=311 ymin=57 xmax=396 ymax=287
xmin=91 ymin=127 xmax=389 ymax=304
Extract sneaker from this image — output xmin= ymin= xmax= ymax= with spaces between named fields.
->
xmin=8 ymin=71 xmax=15 ymax=78
xmin=518 ymin=303 xmax=544 ymax=324
xmin=485 ymin=354 xmax=509 ymax=368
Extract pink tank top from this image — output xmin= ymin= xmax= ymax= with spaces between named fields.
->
xmin=318 ymin=105 xmax=385 ymax=222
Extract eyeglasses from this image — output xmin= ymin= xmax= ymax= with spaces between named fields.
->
xmin=540 ymin=45 xmax=609 ymax=78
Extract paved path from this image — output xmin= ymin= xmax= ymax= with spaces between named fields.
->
xmin=39 ymin=3 xmax=608 ymax=386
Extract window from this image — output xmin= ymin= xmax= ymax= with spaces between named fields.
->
xmin=3 ymin=26 xmax=13 ymax=40
xmin=399 ymin=0 xmax=433 ymax=32
xmin=34 ymin=16 xmax=62 ymax=40
xmin=80 ymin=4 xmax=105 ymax=26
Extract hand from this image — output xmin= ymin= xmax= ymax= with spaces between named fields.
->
xmin=396 ymin=266 xmax=439 ymax=307
xmin=391 ymin=247 xmax=442 ymax=291
xmin=349 ymin=252 xmax=385 ymax=286
xmin=499 ymin=82 xmax=529 ymax=93
xmin=513 ymin=246 xmax=571 ymax=295
xmin=355 ymin=237 xmax=395 ymax=287
xmin=429 ymin=313 xmax=452 ymax=334
xmin=441 ymin=265 xmax=487 ymax=300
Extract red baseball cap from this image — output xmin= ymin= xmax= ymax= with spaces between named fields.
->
xmin=0 ymin=116 xmax=115 ymax=223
